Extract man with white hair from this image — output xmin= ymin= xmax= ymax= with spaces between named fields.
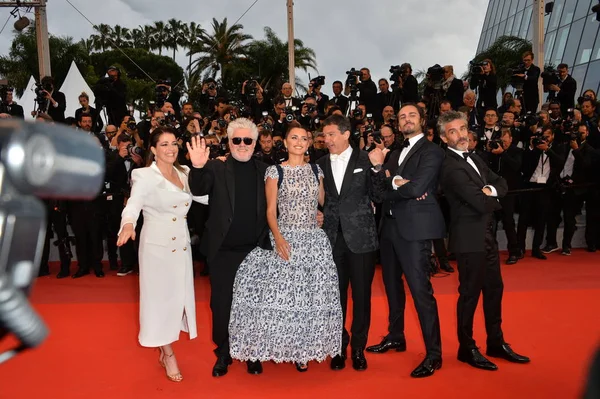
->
xmin=187 ymin=118 xmax=270 ymax=377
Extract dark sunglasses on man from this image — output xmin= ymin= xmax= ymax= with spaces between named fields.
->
xmin=231 ymin=137 xmax=253 ymax=145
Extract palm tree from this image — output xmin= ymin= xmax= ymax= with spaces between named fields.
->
xmin=131 ymin=25 xmax=154 ymax=51
xmin=189 ymin=17 xmax=252 ymax=83
xmin=182 ymin=22 xmax=205 ymax=72
xmin=90 ymin=24 xmax=113 ymax=52
xmin=465 ymin=35 xmax=532 ymax=93
xmin=109 ymin=25 xmax=132 ymax=48
xmin=152 ymin=21 xmax=168 ymax=56
xmin=244 ymin=27 xmax=317 ymax=93
xmin=165 ymin=18 xmax=185 ymax=61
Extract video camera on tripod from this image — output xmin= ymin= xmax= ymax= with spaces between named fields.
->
xmin=507 ymin=63 xmax=527 ymax=91
xmin=33 ymin=82 xmax=52 ymax=113
xmin=346 ymin=68 xmax=361 ymax=89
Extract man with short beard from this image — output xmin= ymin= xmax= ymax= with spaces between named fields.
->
xmin=187 ymin=118 xmax=270 ymax=377
xmin=438 ymin=110 xmax=530 ymax=371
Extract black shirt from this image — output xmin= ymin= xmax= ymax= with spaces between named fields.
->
xmin=222 ymin=158 xmax=258 ymax=251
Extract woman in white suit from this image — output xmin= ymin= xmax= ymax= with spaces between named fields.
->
xmin=117 ymin=126 xmax=207 ymax=382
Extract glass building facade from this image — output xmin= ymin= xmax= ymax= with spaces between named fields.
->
xmin=476 ymin=0 xmax=600 ymax=96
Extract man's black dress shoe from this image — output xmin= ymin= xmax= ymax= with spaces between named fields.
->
xmin=212 ymin=355 xmax=232 ymax=377
xmin=72 ymin=269 xmax=89 ymax=278
xmin=531 ymin=250 xmax=547 ymax=260
xmin=330 ymin=354 xmax=346 ymax=370
xmin=56 ymin=270 xmax=70 ymax=279
xmin=351 ymin=349 xmax=367 ymax=371
xmin=95 ymin=270 xmax=105 ymax=278
xmin=505 ymin=255 xmax=519 ymax=265
xmin=439 ymin=261 xmax=454 ymax=273
xmin=410 ymin=357 xmax=442 ymax=378
xmin=246 ymin=360 xmax=263 ymax=374
xmin=487 ymin=344 xmax=530 ymax=363
xmin=365 ymin=336 xmax=406 ymax=353
xmin=457 ymin=348 xmax=498 ymax=370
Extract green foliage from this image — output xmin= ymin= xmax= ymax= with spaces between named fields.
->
xmin=464 ymin=35 xmax=532 ymax=92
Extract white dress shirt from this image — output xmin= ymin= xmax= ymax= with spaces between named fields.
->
xmin=330 ymin=145 xmax=353 ymax=194
xmin=448 ymin=147 xmax=498 ymax=197
xmin=391 ymin=133 xmax=424 ymax=190
xmin=529 ymin=149 xmax=550 ymax=184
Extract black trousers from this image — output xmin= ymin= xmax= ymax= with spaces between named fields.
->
xmin=546 ymin=190 xmax=584 ymax=249
xmin=496 ymin=195 xmax=519 ymax=255
xmin=70 ymin=202 xmax=104 ymax=273
xmin=208 ymin=249 xmax=250 ymax=357
xmin=455 ymin=220 xmax=504 ymax=349
xmin=40 ymin=205 xmax=71 ymax=275
xmin=332 ymin=233 xmax=376 ymax=351
xmin=516 ymin=184 xmax=553 ymax=252
xmin=103 ymin=195 xmax=136 ymax=268
xmin=380 ymin=218 xmax=442 ymax=359
xmin=585 ymin=189 xmax=600 ymax=249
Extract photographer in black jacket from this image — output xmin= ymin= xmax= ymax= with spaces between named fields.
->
xmin=546 ymin=64 xmax=577 ymax=116
xmin=513 ymin=51 xmax=541 ymax=113
xmin=93 ymin=66 xmax=127 ymax=126
xmin=32 ymin=76 xmax=66 ymax=123
xmin=345 ymin=67 xmax=377 ymax=115
xmin=469 ymin=58 xmax=498 ymax=117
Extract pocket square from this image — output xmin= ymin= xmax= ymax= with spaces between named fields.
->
xmin=353 ymin=168 xmax=363 ymax=173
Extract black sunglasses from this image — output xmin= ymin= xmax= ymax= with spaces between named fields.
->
xmin=231 ymin=137 xmax=254 ymax=145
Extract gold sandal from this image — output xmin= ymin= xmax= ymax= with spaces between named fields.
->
xmin=158 ymin=349 xmax=183 ymax=382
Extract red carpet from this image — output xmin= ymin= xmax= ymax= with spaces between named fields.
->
xmin=1 ymin=250 xmax=599 ymax=399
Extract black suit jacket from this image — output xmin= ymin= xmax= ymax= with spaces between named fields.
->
xmin=523 ymin=65 xmax=541 ymax=112
xmin=556 ymin=75 xmax=577 ymax=115
xmin=401 ymin=75 xmax=419 ymax=104
xmin=317 ymin=149 xmax=379 ymax=254
xmin=487 ymin=146 xmax=523 ymax=190
xmin=521 ymin=143 xmax=566 ymax=186
xmin=331 ymin=95 xmax=349 ymax=114
xmin=446 ymin=78 xmax=465 ymax=111
xmin=47 ymin=91 xmax=66 ymax=123
xmin=372 ymin=136 xmax=446 ymax=241
xmin=441 ymin=150 xmax=508 ymax=253
xmin=188 ymin=157 xmax=270 ymax=261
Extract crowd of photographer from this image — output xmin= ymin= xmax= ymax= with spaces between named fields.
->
xmin=1 ymin=51 xmax=598 ymax=278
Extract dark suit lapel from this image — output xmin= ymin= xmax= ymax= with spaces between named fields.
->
xmin=323 ymin=156 xmax=339 ymax=199
xmin=339 ymin=148 xmax=359 ymax=199
xmin=448 ymin=150 xmax=485 ymax=186
xmin=470 ymin=154 xmax=488 ymax=185
xmin=398 ymin=136 xmax=426 ymax=176
xmin=225 ymin=157 xmax=235 ymax=214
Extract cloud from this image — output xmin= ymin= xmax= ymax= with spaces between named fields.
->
xmin=0 ymin=0 xmax=488 ymax=91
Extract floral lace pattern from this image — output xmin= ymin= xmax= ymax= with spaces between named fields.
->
xmin=229 ymin=164 xmax=343 ymax=364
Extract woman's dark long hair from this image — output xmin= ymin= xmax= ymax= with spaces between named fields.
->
xmin=145 ymin=126 xmax=186 ymax=173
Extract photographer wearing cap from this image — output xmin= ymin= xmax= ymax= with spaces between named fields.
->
xmin=31 ymin=76 xmax=66 ymax=123
xmin=0 ymin=86 xmax=24 ymax=119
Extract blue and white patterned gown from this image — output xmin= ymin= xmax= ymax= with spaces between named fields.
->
xmin=228 ymin=164 xmax=343 ymax=364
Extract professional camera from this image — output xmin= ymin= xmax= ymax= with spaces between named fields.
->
xmin=469 ymin=60 xmax=488 ymax=75
xmin=488 ymin=138 xmax=503 ymax=150
xmin=126 ymin=117 xmax=137 ymax=131
xmin=531 ymin=132 xmax=546 ymax=147
xmin=577 ymin=94 xmax=594 ymax=106
xmin=371 ymin=129 xmax=382 ymax=144
xmin=125 ymin=143 xmax=143 ymax=159
xmin=569 ymin=124 xmax=581 ymax=141
xmin=310 ymin=76 xmax=325 ymax=88
xmin=519 ymin=111 xmax=543 ymax=128
xmin=245 ymin=77 xmax=260 ymax=99
xmin=346 ymin=68 xmax=361 ymax=88
xmin=541 ymin=66 xmax=560 ymax=87
xmin=159 ymin=112 xmax=179 ymax=129
xmin=304 ymin=102 xmax=317 ymax=115
xmin=352 ymin=107 xmax=363 ymax=119
xmin=207 ymin=82 xmax=217 ymax=91
xmin=507 ymin=63 xmax=527 ymax=89
xmin=34 ymin=82 xmax=50 ymax=108
xmin=389 ymin=65 xmax=402 ymax=85
xmin=272 ymin=139 xmax=288 ymax=164
xmin=427 ymin=64 xmax=445 ymax=89
xmin=285 ymin=106 xmax=298 ymax=122
xmin=208 ymin=143 xmax=227 ymax=159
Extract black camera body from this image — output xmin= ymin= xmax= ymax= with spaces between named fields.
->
xmin=507 ymin=63 xmax=527 ymax=89
xmin=155 ymin=85 xmax=169 ymax=108
xmin=541 ymin=66 xmax=560 ymax=86
xmin=469 ymin=60 xmax=487 ymax=75
xmin=346 ymin=68 xmax=361 ymax=88
xmin=311 ymin=76 xmax=325 ymax=88
xmin=577 ymin=94 xmax=594 ymax=106
xmin=285 ymin=106 xmax=298 ymax=122
xmin=246 ymin=77 xmax=260 ymax=98
xmin=427 ymin=64 xmax=445 ymax=89
xmin=125 ymin=143 xmax=143 ymax=159
xmin=531 ymin=132 xmax=546 ymax=147
xmin=126 ymin=117 xmax=137 ymax=131
xmin=519 ymin=111 xmax=543 ymax=128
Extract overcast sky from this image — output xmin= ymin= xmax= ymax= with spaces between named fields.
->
xmin=0 ymin=0 xmax=488 ymax=92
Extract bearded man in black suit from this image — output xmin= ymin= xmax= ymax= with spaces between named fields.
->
xmin=438 ymin=110 xmax=530 ymax=371
xmin=367 ymin=104 xmax=445 ymax=378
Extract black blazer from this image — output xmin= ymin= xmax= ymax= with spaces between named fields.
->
xmin=470 ymin=73 xmax=498 ymax=110
xmin=446 ymin=78 xmax=465 ymax=111
xmin=556 ymin=75 xmax=577 ymax=114
xmin=522 ymin=64 xmax=541 ymax=111
xmin=521 ymin=143 xmax=566 ymax=186
xmin=188 ymin=157 xmax=270 ymax=261
xmin=440 ymin=150 xmax=508 ymax=253
xmin=47 ymin=90 xmax=67 ymax=123
xmin=317 ymin=149 xmax=379 ymax=254
xmin=372 ymin=136 xmax=446 ymax=241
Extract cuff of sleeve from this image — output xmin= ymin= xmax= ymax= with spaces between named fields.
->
xmin=118 ymin=220 xmax=136 ymax=236
xmin=484 ymin=185 xmax=498 ymax=197
xmin=391 ymin=175 xmax=402 ymax=190
xmin=192 ymin=195 xmax=209 ymax=205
